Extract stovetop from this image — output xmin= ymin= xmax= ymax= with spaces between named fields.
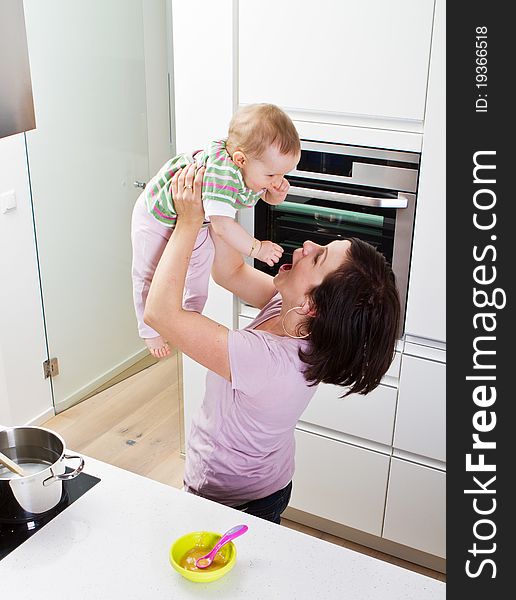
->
xmin=0 ymin=470 xmax=100 ymax=561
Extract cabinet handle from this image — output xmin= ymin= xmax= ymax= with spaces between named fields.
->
xmin=288 ymin=186 xmax=409 ymax=209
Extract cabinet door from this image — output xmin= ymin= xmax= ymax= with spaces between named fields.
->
xmin=383 ymin=458 xmax=446 ymax=558
xmin=394 ymin=355 xmax=445 ymax=463
xmin=183 ymin=279 xmax=233 ymax=445
xmin=239 ymin=0 xmax=435 ymax=122
xmin=173 ymin=0 xmax=233 ymax=149
xmin=299 ymin=382 xmax=397 ymax=447
xmin=290 ymin=429 xmax=390 ymax=536
xmin=405 ymin=0 xmax=445 ymax=342
xmin=173 ymin=0 xmax=235 ymax=447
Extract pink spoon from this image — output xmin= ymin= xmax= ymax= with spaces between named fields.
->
xmin=195 ymin=524 xmax=249 ymax=569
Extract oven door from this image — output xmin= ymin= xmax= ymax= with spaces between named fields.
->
xmin=253 ymin=184 xmax=416 ymax=334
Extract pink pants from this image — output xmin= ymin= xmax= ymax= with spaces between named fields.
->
xmin=131 ymin=193 xmax=214 ymax=339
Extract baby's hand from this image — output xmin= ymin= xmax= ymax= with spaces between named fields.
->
xmin=254 ymin=240 xmax=283 ymax=267
xmin=264 ymin=178 xmax=290 ymax=205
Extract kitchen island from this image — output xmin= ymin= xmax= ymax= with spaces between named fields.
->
xmin=0 ymin=456 xmax=445 ymax=599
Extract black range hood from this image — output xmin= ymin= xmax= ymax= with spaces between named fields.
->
xmin=0 ymin=0 xmax=36 ymax=140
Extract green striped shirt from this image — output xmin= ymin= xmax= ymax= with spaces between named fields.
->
xmin=144 ymin=140 xmax=263 ymax=227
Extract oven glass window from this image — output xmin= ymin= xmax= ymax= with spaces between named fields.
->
xmin=254 ymin=191 xmax=396 ymax=276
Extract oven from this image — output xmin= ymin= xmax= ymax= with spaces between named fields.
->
xmin=239 ymin=141 xmax=420 ymax=336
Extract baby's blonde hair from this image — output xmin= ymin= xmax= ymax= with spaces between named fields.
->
xmin=226 ymin=104 xmax=300 ymax=159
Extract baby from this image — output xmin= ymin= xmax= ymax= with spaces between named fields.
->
xmin=131 ymin=103 xmax=301 ymax=358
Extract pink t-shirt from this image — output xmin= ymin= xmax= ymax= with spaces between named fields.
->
xmin=184 ymin=294 xmax=317 ymax=506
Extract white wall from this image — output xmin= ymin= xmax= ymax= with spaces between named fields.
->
xmin=0 ymin=133 xmax=53 ymax=426
xmin=0 ymin=339 xmax=11 ymax=423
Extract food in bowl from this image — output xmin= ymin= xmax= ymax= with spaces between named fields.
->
xmin=179 ymin=545 xmax=228 ymax=572
xmin=170 ymin=531 xmax=237 ymax=583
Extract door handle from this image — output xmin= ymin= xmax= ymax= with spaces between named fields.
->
xmin=133 ymin=181 xmax=146 ymax=189
xmin=288 ymin=186 xmax=409 ymax=209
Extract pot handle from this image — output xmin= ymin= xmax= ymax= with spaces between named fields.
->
xmin=43 ymin=454 xmax=85 ymax=486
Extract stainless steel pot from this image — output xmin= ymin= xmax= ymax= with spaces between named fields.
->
xmin=0 ymin=426 xmax=84 ymax=516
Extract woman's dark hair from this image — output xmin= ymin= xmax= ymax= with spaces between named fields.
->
xmin=299 ymin=238 xmax=400 ymax=397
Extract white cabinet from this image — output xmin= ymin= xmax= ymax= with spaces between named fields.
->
xmin=172 ymin=0 xmax=234 ymax=151
xmin=405 ymin=0 xmax=446 ymax=343
xmin=172 ymin=0 xmax=235 ymax=446
xmin=394 ymin=355 xmax=446 ymax=463
xmin=183 ymin=279 xmax=233 ymax=446
xmin=290 ymin=429 xmax=390 ymax=536
xmin=383 ymin=458 xmax=446 ymax=558
xmin=176 ymin=0 xmax=446 ymax=564
xmin=239 ymin=0 xmax=435 ymax=123
xmin=299 ymin=382 xmax=397 ymax=447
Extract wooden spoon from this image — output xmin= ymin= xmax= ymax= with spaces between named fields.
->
xmin=0 ymin=450 xmax=25 ymax=476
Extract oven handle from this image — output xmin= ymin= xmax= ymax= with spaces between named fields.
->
xmin=288 ymin=186 xmax=409 ymax=209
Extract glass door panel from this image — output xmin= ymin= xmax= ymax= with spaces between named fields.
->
xmin=23 ymin=0 xmax=162 ymax=412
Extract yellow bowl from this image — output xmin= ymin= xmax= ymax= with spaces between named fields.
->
xmin=169 ymin=531 xmax=237 ymax=583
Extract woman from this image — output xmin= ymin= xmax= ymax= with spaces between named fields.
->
xmin=144 ymin=164 xmax=400 ymax=523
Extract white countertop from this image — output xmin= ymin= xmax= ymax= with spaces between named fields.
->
xmin=0 ymin=456 xmax=445 ymax=599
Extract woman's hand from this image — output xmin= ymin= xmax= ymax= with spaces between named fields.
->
xmin=171 ymin=163 xmax=206 ymax=226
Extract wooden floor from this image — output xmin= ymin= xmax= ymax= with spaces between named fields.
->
xmin=43 ymin=354 xmax=445 ymax=583
xmin=44 ymin=353 xmax=185 ymax=489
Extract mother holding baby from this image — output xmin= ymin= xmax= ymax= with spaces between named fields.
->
xmin=144 ymin=139 xmax=400 ymax=525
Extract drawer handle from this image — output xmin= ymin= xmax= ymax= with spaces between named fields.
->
xmin=288 ymin=186 xmax=409 ymax=209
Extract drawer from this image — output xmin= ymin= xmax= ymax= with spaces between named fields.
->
xmin=299 ymin=382 xmax=397 ymax=447
xmin=383 ymin=458 xmax=446 ymax=558
xmin=291 ymin=429 xmax=390 ymax=536
xmin=394 ymin=355 xmax=446 ymax=462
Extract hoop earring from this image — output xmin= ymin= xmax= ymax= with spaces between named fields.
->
xmin=281 ymin=306 xmax=310 ymax=339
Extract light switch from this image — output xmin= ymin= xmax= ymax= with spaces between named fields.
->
xmin=0 ymin=190 xmax=17 ymax=214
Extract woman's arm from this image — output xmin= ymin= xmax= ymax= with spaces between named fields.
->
xmin=210 ymin=226 xmax=277 ymax=310
xmin=144 ymin=165 xmax=231 ymax=381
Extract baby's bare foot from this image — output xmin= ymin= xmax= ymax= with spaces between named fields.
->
xmin=144 ymin=336 xmax=171 ymax=359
